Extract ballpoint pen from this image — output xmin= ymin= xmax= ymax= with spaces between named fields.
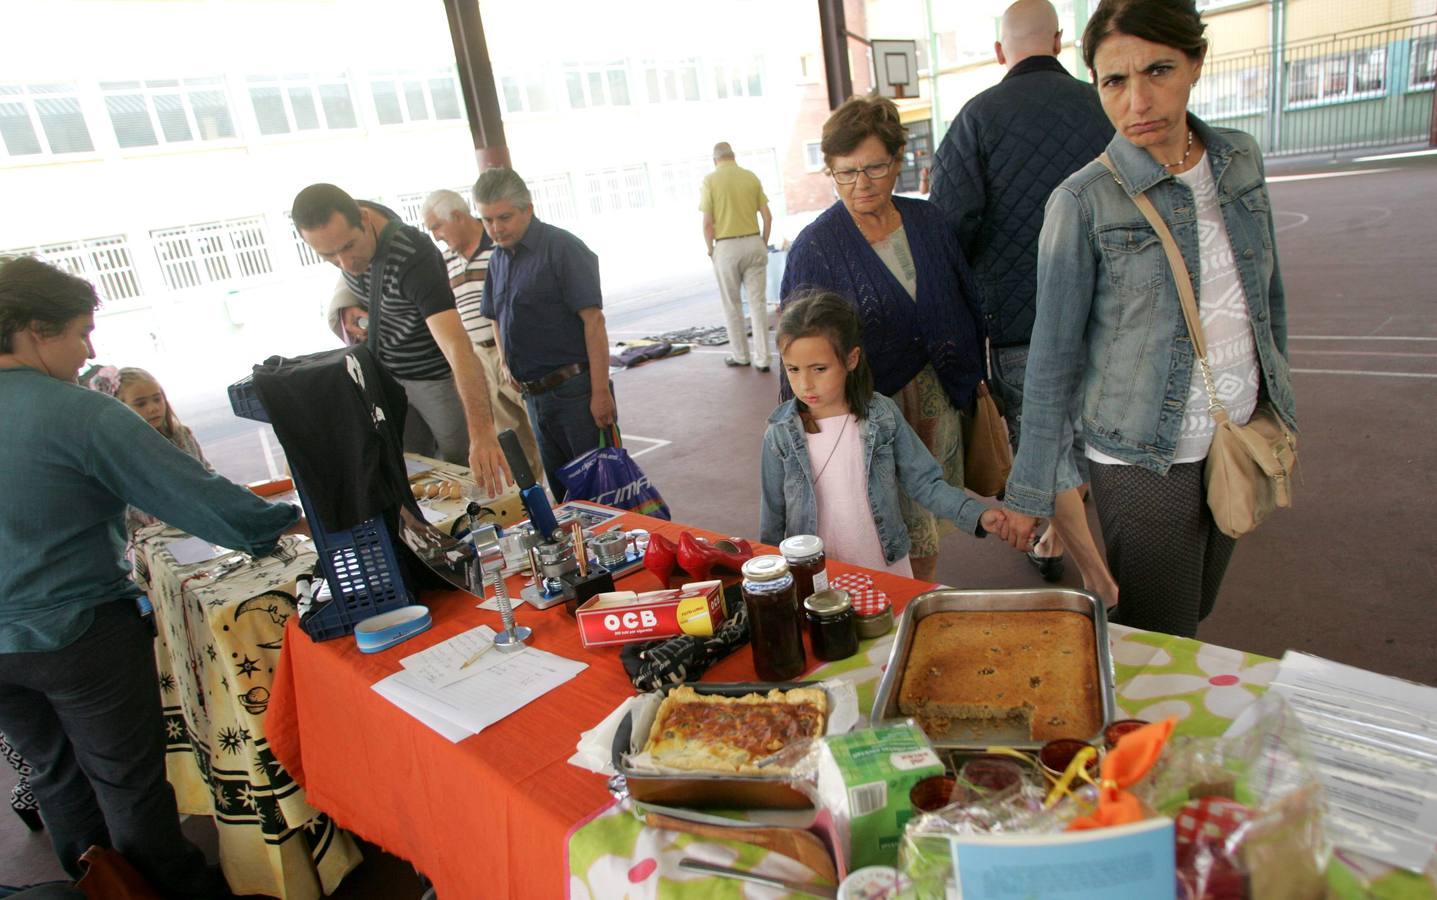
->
xmin=459 ymin=640 xmax=495 ymax=669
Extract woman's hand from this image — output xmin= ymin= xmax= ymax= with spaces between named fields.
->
xmin=997 ymin=510 xmax=1041 ymax=550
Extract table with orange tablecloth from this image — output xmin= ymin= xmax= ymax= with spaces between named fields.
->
xmin=264 ymin=510 xmax=935 ymax=899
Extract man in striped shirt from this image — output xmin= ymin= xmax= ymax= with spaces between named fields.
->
xmin=292 ymin=184 xmax=509 ymax=496
xmin=422 ymin=188 xmax=541 ymax=479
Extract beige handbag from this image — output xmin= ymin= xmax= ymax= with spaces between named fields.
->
xmin=963 ymin=380 xmax=1013 ymax=498
xmin=1098 ymin=153 xmax=1297 ymax=538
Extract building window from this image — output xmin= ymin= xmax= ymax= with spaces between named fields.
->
xmin=804 ymin=141 xmax=824 ymax=171
xmin=582 ymin=165 xmax=649 ymax=215
xmin=1411 ymin=36 xmax=1437 ymax=90
xmin=286 ymin=215 xmax=323 ymax=268
xmin=246 ymin=74 xmax=358 ymax=135
xmin=564 ymin=61 xmax=631 ymax=109
xmin=712 ymin=57 xmax=764 ymax=99
xmin=1286 ymin=47 xmax=1387 ymax=107
xmin=656 ymin=157 xmax=711 ymax=207
xmin=0 ymin=83 xmax=94 ymax=157
xmin=526 ymin=173 xmax=578 ymax=224
xmin=369 ymin=70 xmax=463 ymax=125
xmin=644 ymin=59 xmax=700 ymax=103
xmin=3 ymin=235 xmax=142 ymax=302
xmin=150 ymin=217 xmax=272 ymax=291
xmin=100 ymin=78 xmax=236 ymax=149
xmin=390 ymin=192 xmax=430 ymax=228
xmin=1191 ymin=64 xmax=1268 ymax=119
xmin=797 ymin=52 xmax=821 ymax=84
xmin=498 ymin=72 xmax=554 ymax=114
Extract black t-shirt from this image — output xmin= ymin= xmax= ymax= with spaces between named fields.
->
xmin=343 ymin=202 xmax=456 ymax=381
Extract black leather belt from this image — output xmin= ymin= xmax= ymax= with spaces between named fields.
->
xmin=715 ymin=233 xmax=760 ymax=241
xmin=521 ymin=362 xmax=587 ymax=396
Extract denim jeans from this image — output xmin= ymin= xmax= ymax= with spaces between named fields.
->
xmin=0 ymin=600 xmax=223 ymax=897
xmin=990 ymin=343 xmax=1089 ymax=485
xmin=524 ymin=374 xmax=615 ymax=501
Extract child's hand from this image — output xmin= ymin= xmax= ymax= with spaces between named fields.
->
xmin=980 ymin=508 xmax=1006 ymax=537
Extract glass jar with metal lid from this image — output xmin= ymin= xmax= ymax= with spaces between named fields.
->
xmin=740 ymin=555 xmax=805 ymax=681
xmin=804 ymin=589 xmax=858 ymax=661
xmin=778 ymin=534 xmax=828 ymax=602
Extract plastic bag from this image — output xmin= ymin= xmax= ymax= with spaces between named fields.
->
xmin=896 ymin=693 xmax=1331 ymax=900
xmin=557 ymin=427 xmax=671 ymax=519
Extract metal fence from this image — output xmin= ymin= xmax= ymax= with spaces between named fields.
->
xmin=1193 ymin=17 xmax=1436 ymax=156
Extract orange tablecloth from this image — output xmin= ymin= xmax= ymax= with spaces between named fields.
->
xmin=265 ymin=511 xmax=935 ymax=899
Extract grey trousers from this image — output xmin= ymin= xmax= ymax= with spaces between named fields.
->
xmin=0 ymin=600 xmax=223 ymax=897
xmin=397 ymin=374 xmax=470 ymax=465
xmin=1089 ymin=460 xmax=1237 ymax=638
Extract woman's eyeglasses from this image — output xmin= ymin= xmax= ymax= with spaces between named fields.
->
xmin=828 ymin=159 xmax=895 ymax=185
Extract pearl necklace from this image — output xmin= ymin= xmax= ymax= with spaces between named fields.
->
xmin=1161 ymin=128 xmax=1194 ymax=170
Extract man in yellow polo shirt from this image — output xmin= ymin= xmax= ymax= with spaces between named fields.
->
xmin=700 ymin=142 xmax=773 ymax=372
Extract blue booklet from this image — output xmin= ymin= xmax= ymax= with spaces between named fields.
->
xmin=950 ymin=817 xmax=1176 ymax=900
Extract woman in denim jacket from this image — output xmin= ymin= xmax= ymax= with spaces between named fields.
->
xmin=1000 ymin=0 xmax=1296 ymax=637
xmin=760 ymin=293 xmax=1003 ymax=575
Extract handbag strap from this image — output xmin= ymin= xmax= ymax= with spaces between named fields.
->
xmin=1096 ymin=152 xmax=1228 ymax=425
xmin=598 ymin=425 xmax=621 ymax=449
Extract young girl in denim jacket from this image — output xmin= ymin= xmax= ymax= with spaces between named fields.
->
xmin=759 ymin=292 xmax=1005 ymax=577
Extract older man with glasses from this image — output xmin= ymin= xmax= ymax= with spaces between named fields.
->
xmin=778 ymin=95 xmax=987 ymax=584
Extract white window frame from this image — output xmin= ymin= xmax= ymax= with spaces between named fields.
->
xmin=564 ymin=61 xmax=632 ymax=109
xmin=526 ymin=173 xmax=578 ymax=224
xmin=497 ymin=71 xmax=556 ymax=115
xmin=803 ymin=140 xmax=824 ymax=172
xmin=655 ymin=157 xmax=710 ymax=208
xmin=1191 ymin=64 xmax=1268 ymax=120
xmin=0 ymin=82 xmax=96 ymax=160
xmin=711 ymin=57 xmax=765 ymax=100
xmin=368 ymin=69 xmax=464 ymax=126
xmin=150 ymin=217 xmax=273 ymax=292
xmin=1410 ymin=35 xmax=1437 ymax=91
xmin=643 ymin=59 xmax=701 ymax=103
xmin=285 ymin=214 xmax=324 ymax=268
xmin=582 ymin=165 xmax=650 ymax=215
xmin=4 ymin=235 xmax=143 ymax=303
xmin=99 ymin=77 xmax=238 ymax=149
xmin=1285 ymin=47 xmax=1389 ymax=109
xmin=245 ymin=74 xmax=359 ymax=136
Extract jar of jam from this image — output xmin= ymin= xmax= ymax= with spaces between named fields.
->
xmin=779 ymin=534 xmax=828 ymax=602
xmin=853 ymin=592 xmax=894 ymax=639
xmin=804 ymin=589 xmax=858 ymax=661
xmin=740 ymin=555 xmax=806 ymax=681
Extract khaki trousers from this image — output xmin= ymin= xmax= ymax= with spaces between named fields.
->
xmin=473 ymin=338 xmax=542 ymax=478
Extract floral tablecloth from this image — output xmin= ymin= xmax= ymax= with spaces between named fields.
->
xmin=137 ymin=528 xmax=362 ymax=900
xmin=568 ymin=625 xmax=1436 ymax=899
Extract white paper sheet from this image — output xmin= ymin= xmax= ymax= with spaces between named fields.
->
xmin=1268 ymin=651 xmax=1437 ymax=872
xmin=373 ymin=645 xmax=587 ymax=740
xmin=166 ymin=537 xmax=225 ymax=566
xmin=400 ymin=625 xmax=498 ymax=688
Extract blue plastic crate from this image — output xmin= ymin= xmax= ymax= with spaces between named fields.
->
xmin=297 ymin=488 xmax=415 ymax=642
xmin=227 ymin=373 xmax=415 ymax=640
xmin=227 ymin=375 xmax=269 ymax=423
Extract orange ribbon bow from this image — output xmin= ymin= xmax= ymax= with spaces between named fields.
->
xmin=1066 ymin=716 xmax=1177 ymax=831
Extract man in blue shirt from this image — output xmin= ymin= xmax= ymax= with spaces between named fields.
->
xmin=475 ymin=168 xmax=617 ymax=500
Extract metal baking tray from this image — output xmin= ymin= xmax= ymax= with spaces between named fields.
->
xmin=870 ymin=589 xmax=1117 ymax=751
xmin=611 ymin=681 xmax=824 ymax=810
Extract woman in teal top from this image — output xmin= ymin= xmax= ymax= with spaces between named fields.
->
xmin=0 ymin=257 xmax=298 ymax=896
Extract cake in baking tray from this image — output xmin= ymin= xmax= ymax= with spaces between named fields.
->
xmin=897 ymin=610 xmax=1102 ymax=742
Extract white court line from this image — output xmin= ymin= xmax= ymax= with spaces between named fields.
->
xmin=1354 ymin=149 xmax=1437 ymax=162
xmin=1268 ymin=168 xmax=1396 ymax=182
xmin=1292 ymin=368 xmax=1437 ymax=379
xmin=619 ymin=434 xmax=673 ymax=459
xmin=1274 ymin=211 xmax=1310 ymax=232
xmin=1291 ymin=349 xmax=1437 ymax=359
xmin=1289 ymin=335 xmax=1437 ymax=342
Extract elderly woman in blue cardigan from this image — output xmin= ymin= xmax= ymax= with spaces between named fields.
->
xmin=780 ymin=94 xmax=987 ymax=583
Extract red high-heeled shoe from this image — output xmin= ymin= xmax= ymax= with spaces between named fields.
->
xmin=676 ymin=532 xmax=754 ymax=581
xmin=643 ymin=533 xmax=679 ymax=584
